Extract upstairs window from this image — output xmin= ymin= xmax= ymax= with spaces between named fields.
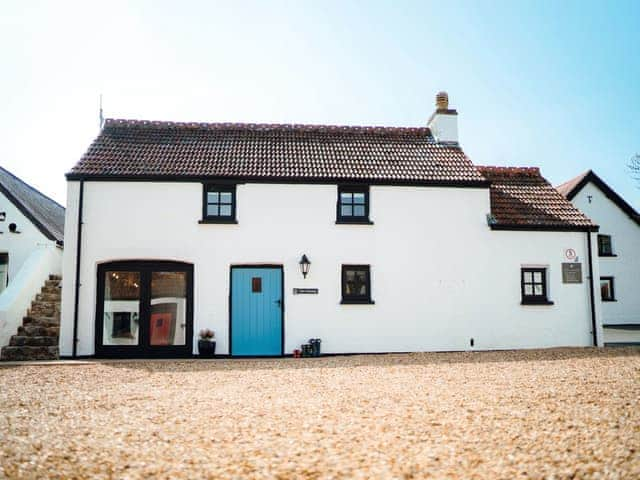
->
xmin=521 ymin=268 xmax=552 ymax=305
xmin=597 ymin=235 xmax=614 ymax=256
xmin=600 ymin=277 xmax=616 ymax=301
xmin=336 ymin=186 xmax=371 ymax=224
xmin=202 ymin=184 xmax=237 ymax=223
xmin=341 ymin=265 xmax=374 ymax=304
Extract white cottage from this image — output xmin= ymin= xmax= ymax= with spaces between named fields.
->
xmin=557 ymin=170 xmax=640 ymax=345
xmin=60 ymin=93 xmax=603 ymax=358
xmin=0 ymin=167 xmax=64 ymax=359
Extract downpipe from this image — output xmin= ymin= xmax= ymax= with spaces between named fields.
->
xmin=72 ymin=181 xmax=84 ymax=358
xmin=586 ymin=231 xmax=598 ymax=346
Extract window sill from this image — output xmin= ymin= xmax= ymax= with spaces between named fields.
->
xmin=198 ymin=219 xmax=238 ymax=224
xmin=340 ymin=299 xmax=375 ymax=305
xmin=602 ymin=299 xmax=617 ymax=302
xmin=598 ymin=253 xmax=617 ymax=257
xmin=520 ymin=299 xmax=554 ymax=306
xmin=335 ymin=219 xmax=374 ymax=225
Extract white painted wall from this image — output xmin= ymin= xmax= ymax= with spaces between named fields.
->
xmin=61 ymin=181 xmax=600 ymax=356
xmin=0 ymin=245 xmax=62 ymax=347
xmin=0 ymin=190 xmax=57 ymax=282
xmin=0 ymin=192 xmax=63 ymax=347
xmin=570 ymin=182 xmax=640 ymax=326
xmin=427 ymin=113 xmax=458 ymax=144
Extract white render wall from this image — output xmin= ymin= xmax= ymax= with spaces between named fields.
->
xmin=570 ymin=182 xmax=640 ymax=326
xmin=0 ymin=191 xmax=63 ymax=348
xmin=61 ymin=181 xmax=600 ymax=356
xmin=0 ymin=245 xmax=62 ymax=348
xmin=0 ymin=191 xmax=59 ymax=281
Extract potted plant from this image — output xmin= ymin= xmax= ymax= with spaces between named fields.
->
xmin=198 ymin=329 xmax=216 ymax=358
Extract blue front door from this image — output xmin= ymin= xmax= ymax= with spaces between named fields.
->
xmin=231 ymin=267 xmax=283 ymax=356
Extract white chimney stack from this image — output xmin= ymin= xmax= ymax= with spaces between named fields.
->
xmin=427 ymin=91 xmax=458 ymax=144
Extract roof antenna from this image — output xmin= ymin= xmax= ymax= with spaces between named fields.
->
xmin=99 ymin=94 xmax=104 ymax=129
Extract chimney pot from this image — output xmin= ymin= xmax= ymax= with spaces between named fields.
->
xmin=436 ymin=91 xmax=449 ymax=110
xmin=427 ymin=91 xmax=458 ymax=144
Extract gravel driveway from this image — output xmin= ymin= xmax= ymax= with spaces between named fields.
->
xmin=1 ymin=347 xmax=639 ymax=479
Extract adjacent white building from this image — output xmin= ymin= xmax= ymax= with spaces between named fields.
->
xmin=0 ymin=167 xmax=64 ymax=349
xmin=60 ymin=93 xmax=603 ymax=358
xmin=557 ymin=170 xmax=640 ymax=345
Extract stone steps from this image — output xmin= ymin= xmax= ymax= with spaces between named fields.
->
xmin=41 ymin=283 xmax=61 ymax=293
xmin=28 ymin=303 xmax=60 ymax=318
xmin=35 ymin=292 xmax=61 ymax=303
xmin=22 ymin=316 xmax=60 ymax=328
xmin=0 ymin=346 xmax=59 ymax=361
xmin=17 ymin=325 xmax=60 ymax=337
xmin=0 ymin=275 xmax=62 ymax=361
xmin=10 ymin=336 xmax=59 ymax=346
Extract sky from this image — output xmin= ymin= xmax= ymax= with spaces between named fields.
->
xmin=1 ymin=0 xmax=639 ymax=208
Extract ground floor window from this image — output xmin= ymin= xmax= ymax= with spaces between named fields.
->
xmin=0 ymin=253 xmax=8 ymax=294
xmin=341 ymin=265 xmax=374 ymax=304
xmin=96 ymin=261 xmax=193 ymax=357
xmin=600 ymin=277 xmax=616 ymax=301
xmin=520 ymin=268 xmax=552 ymax=305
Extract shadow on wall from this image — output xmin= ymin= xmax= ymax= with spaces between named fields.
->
xmin=98 ymin=346 xmax=639 ymax=374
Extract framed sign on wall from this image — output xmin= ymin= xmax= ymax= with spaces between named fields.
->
xmin=561 ymin=263 xmax=582 ymax=284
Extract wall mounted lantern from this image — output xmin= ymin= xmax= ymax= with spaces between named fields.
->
xmin=299 ymin=254 xmax=311 ymax=279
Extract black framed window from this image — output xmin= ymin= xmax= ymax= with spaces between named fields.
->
xmin=201 ymin=184 xmax=237 ymax=223
xmin=341 ymin=265 xmax=374 ymax=304
xmin=0 ymin=253 xmax=8 ymax=292
xmin=597 ymin=234 xmax=614 ymax=256
xmin=336 ymin=186 xmax=372 ymax=224
xmin=600 ymin=277 xmax=616 ymax=301
xmin=521 ymin=268 xmax=552 ymax=305
xmin=96 ymin=261 xmax=194 ymax=358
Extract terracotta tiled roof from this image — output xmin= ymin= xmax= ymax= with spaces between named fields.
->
xmin=67 ymin=119 xmax=487 ymax=185
xmin=478 ymin=166 xmax=597 ymax=231
xmin=0 ymin=166 xmax=65 ymax=242
xmin=556 ymin=170 xmax=590 ymax=198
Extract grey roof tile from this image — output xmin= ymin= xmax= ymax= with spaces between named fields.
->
xmin=0 ymin=167 xmax=65 ymax=242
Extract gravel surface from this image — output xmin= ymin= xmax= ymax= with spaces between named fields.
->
xmin=1 ymin=347 xmax=639 ymax=479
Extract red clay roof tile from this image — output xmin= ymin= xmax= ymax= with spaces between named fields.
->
xmin=68 ymin=119 xmax=486 ymax=185
xmin=478 ymin=166 xmax=597 ymax=230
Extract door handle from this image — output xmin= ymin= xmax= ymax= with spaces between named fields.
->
xmin=274 ymin=299 xmax=282 ymax=308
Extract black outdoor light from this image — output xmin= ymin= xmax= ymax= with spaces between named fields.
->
xmin=299 ymin=254 xmax=311 ymax=279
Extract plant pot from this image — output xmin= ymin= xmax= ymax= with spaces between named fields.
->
xmin=198 ymin=339 xmax=216 ymax=358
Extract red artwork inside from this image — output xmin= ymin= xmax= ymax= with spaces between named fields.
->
xmin=150 ymin=303 xmax=177 ymax=346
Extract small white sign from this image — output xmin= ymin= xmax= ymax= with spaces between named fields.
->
xmin=565 ymin=248 xmax=577 ymax=260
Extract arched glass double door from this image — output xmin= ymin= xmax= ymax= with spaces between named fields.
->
xmin=95 ymin=261 xmax=193 ymax=358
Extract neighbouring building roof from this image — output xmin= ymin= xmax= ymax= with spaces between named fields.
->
xmin=478 ymin=166 xmax=598 ymax=231
xmin=66 ymin=119 xmax=487 ymax=186
xmin=555 ymin=170 xmax=590 ymax=198
xmin=0 ymin=166 xmax=65 ymax=242
xmin=556 ymin=170 xmax=640 ymax=227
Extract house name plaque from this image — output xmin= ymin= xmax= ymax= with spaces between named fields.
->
xmin=561 ymin=263 xmax=582 ymax=283
xmin=293 ymin=288 xmax=319 ymax=295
